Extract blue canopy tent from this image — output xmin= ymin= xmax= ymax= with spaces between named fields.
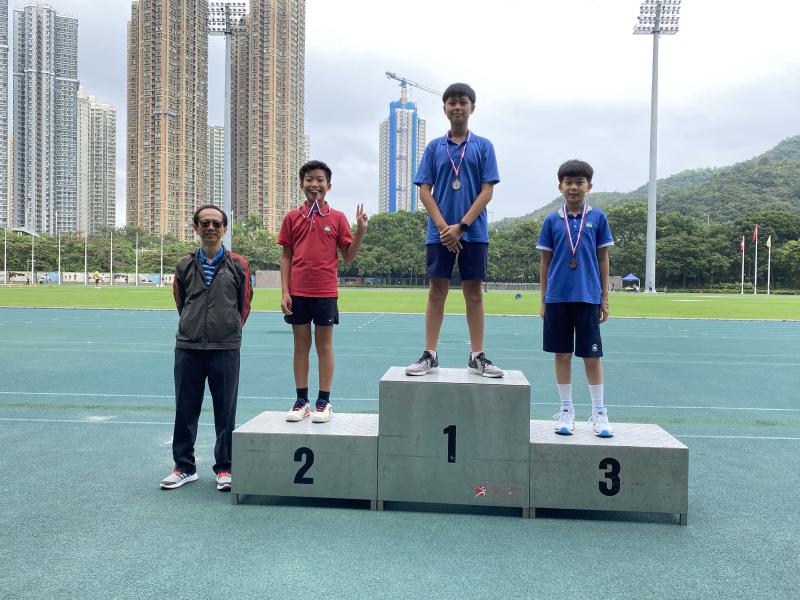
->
xmin=622 ymin=273 xmax=640 ymax=290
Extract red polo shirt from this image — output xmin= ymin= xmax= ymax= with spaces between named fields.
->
xmin=277 ymin=201 xmax=354 ymax=297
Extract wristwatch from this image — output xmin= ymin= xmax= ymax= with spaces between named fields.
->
xmin=458 ymin=221 xmax=470 ymax=232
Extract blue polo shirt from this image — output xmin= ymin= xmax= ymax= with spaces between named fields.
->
xmin=414 ymin=131 xmax=500 ymax=244
xmin=536 ymin=204 xmax=614 ymax=304
xmin=198 ymin=245 xmax=225 ymax=287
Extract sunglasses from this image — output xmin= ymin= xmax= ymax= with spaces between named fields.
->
xmin=198 ymin=219 xmax=224 ymax=229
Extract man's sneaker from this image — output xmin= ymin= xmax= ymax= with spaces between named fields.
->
xmin=286 ymin=399 xmax=310 ymax=422
xmin=467 ymin=352 xmax=504 ymax=378
xmin=312 ymin=400 xmax=332 ymax=423
xmin=405 ymin=351 xmax=439 ymax=376
xmin=216 ymin=471 xmax=232 ymax=492
xmin=160 ymin=470 xmax=198 ymax=490
xmin=590 ymin=408 xmax=614 ymax=438
xmin=554 ymin=407 xmax=575 ymax=435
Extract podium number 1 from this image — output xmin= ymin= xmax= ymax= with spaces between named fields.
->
xmin=443 ymin=425 xmax=456 ymax=463
xmin=294 ymin=447 xmax=314 ymax=484
xmin=598 ymin=457 xmax=620 ymax=496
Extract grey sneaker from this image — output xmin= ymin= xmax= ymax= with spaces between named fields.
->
xmin=467 ymin=352 xmax=504 ymax=378
xmin=405 ymin=351 xmax=439 ymax=376
xmin=160 ymin=470 xmax=198 ymax=490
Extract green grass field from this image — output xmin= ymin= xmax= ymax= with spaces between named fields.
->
xmin=0 ymin=284 xmax=798 ymax=319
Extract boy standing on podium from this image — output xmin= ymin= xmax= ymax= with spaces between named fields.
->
xmin=279 ymin=160 xmax=368 ymax=423
xmin=536 ymin=160 xmax=615 ymax=437
xmin=405 ymin=82 xmax=503 ymax=378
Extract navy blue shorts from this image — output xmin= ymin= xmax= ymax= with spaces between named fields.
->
xmin=284 ymin=296 xmax=339 ymax=326
xmin=427 ymin=242 xmax=488 ymax=281
xmin=542 ymin=302 xmax=603 ymax=358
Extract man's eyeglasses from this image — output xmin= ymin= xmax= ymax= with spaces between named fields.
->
xmin=198 ymin=219 xmax=224 ymax=229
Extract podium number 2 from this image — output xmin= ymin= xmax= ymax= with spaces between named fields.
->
xmin=598 ymin=457 xmax=620 ymax=496
xmin=294 ymin=447 xmax=314 ymax=484
xmin=443 ymin=425 xmax=456 ymax=463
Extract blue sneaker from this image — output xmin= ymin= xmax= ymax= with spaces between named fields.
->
xmin=553 ymin=407 xmax=575 ymax=435
xmin=590 ymin=408 xmax=614 ymax=438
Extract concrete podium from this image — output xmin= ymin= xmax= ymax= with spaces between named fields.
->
xmin=231 ymin=411 xmax=379 ymax=507
xmin=377 ymin=367 xmax=531 ymax=514
xmin=529 ymin=421 xmax=689 ymax=524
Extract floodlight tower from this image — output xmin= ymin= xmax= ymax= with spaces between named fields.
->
xmin=634 ymin=0 xmax=681 ymax=293
xmin=208 ymin=1 xmax=247 ymax=251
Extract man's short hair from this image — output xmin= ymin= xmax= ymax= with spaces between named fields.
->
xmin=299 ymin=160 xmax=332 ymax=183
xmin=558 ymin=160 xmax=594 ymax=183
xmin=193 ymin=204 xmax=228 ymax=226
xmin=442 ymin=83 xmax=476 ymax=104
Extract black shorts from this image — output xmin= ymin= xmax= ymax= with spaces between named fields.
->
xmin=542 ymin=302 xmax=603 ymax=358
xmin=284 ymin=296 xmax=339 ymax=326
xmin=426 ymin=241 xmax=488 ymax=281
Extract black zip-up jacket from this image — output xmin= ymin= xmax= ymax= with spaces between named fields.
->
xmin=172 ymin=249 xmax=253 ymax=349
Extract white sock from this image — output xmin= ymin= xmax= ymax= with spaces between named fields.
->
xmin=589 ymin=384 xmax=604 ymax=410
xmin=557 ymin=384 xmax=572 ymax=408
xmin=426 ymin=349 xmax=437 ymax=360
xmin=470 ymin=351 xmax=483 ymax=360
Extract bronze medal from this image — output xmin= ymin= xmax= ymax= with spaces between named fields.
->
xmin=569 ymin=258 xmax=578 ymax=269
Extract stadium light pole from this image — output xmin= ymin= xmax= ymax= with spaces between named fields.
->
xmin=56 ymin=209 xmax=61 ymax=285
xmin=3 ymin=225 xmax=6 ymax=285
xmin=208 ymin=1 xmax=247 ymax=251
xmin=634 ymin=0 xmax=681 ymax=293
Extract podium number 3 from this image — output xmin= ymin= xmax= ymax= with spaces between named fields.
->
xmin=294 ymin=447 xmax=314 ymax=484
xmin=443 ymin=425 xmax=456 ymax=463
xmin=598 ymin=457 xmax=620 ymax=496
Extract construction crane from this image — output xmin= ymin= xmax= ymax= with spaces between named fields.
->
xmin=385 ymin=71 xmax=441 ymax=102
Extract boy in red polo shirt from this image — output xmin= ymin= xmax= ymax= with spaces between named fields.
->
xmin=278 ymin=160 xmax=368 ymax=422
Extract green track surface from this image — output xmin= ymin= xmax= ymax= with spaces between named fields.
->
xmin=1 ymin=308 xmax=798 ymax=599
xmin=1 ymin=284 xmax=799 ymax=319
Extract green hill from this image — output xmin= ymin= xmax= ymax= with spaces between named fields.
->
xmin=492 ymin=135 xmax=800 ymax=229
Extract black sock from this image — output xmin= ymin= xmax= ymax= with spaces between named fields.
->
xmin=317 ymin=390 xmax=330 ymax=405
xmin=296 ymin=388 xmax=308 ymax=402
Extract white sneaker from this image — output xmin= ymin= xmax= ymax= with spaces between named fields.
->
xmin=405 ymin=351 xmax=439 ymax=376
xmin=160 ymin=470 xmax=198 ymax=490
xmin=312 ymin=400 xmax=332 ymax=423
xmin=467 ymin=352 xmax=504 ymax=378
xmin=590 ymin=408 xmax=614 ymax=438
xmin=286 ymin=399 xmax=310 ymax=422
xmin=553 ymin=407 xmax=575 ymax=435
xmin=216 ymin=471 xmax=231 ymax=492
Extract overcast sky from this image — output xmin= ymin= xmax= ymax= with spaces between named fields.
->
xmin=28 ymin=0 xmax=800 ymax=225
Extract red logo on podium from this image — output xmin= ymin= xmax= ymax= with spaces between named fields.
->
xmin=474 ymin=485 xmax=487 ymax=497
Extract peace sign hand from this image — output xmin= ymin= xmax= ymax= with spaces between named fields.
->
xmin=356 ymin=204 xmax=369 ymax=233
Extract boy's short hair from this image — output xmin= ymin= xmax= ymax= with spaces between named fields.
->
xmin=442 ymin=83 xmax=476 ymax=105
xmin=299 ymin=160 xmax=332 ymax=183
xmin=557 ymin=160 xmax=594 ymax=183
xmin=193 ymin=204 xmax=228 ymax=226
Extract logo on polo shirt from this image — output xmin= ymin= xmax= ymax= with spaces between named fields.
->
xmin=324 ymin=225 xmax=331 ymax=232
xmin=586 ymin=223 xmax=593 ymax=228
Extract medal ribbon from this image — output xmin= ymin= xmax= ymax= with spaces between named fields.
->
xmin=561 ymin=203 xmax=588 ymax=259
xmin=445 ymin=130 xmax=471 ymax=179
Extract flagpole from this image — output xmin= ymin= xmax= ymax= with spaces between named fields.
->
xmin=135 ymin=232 xmax=139 ymax=287
xmin=766 ymin=236 xmax=772 ymax=295
xmin=84 ymin=229 xmax=88 ymax=286
xmin=753 ymin=226 xmax=758 ymax=295
xmin=110 ymin=230 xmax=114 ymax=287
xmin=740 ymin=236 xmax=745 ymax=295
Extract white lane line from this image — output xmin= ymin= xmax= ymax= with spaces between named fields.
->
xmin=0 ymin=418 xmax=797 ymax=441
xmin=676 ymin=435 xmax=800 ymax=441
xmin=1 ymin=391 xmax=799 ymax=413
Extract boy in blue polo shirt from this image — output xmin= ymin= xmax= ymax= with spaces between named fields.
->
xmin=536 ymin=160 xmax=614 ymax=437
xmin=406 ymin=82 xmax=503 ymax=378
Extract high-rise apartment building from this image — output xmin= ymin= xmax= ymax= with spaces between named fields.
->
xmin=12 ymin=2 xmax=79 ymax=234
xmin=379 ymin=98 xmax=426 ymax=213
xmin=208 ymin=125 xmax=224 ymax=208
xmin=127 ymin=0 xmax=208 ymax=242
xmin=0 ymin=1 xmax=8 ymax=231
xmin=77 ymin=87 xmax=116 ymax=234
xmin=230 ymin=0 xmax=305 ymax=233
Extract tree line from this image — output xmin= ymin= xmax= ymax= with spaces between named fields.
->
xmin=3 ymin=204 xmax=799 ymax=290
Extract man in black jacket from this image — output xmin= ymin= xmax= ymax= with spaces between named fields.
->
xmin=160 ymin=205 xmax=253 ymax=492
